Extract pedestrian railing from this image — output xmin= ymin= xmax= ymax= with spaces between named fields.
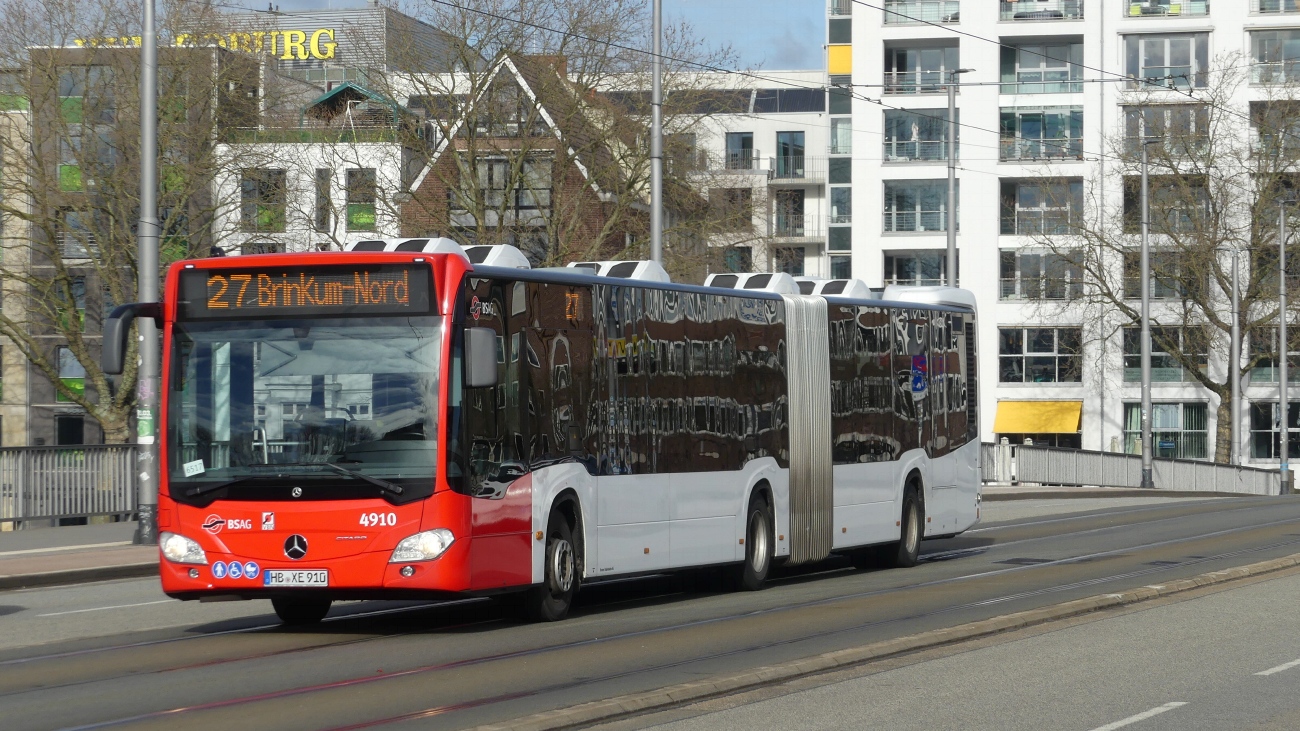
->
xmin=980 ymin=442 xmax=1283 ymax=495
xmin=0 ymin=445 xmax=137 ymax=526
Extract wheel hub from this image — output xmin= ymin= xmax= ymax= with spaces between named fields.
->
xmin=549 ymin=538 xmax=574 ymax=594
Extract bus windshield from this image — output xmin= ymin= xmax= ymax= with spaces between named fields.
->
xmin=167 ymin=315 xmax=443 ymax=504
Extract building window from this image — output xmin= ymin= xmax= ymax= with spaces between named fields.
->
xmin=1248 ymin=328 xmax=1300 ymax=383
xmin=1124 ymin=105 xmax=1210 ymax=155
xmin=1122 ymin=326 xmax=1208 ymax=382
xmin=752 ymin=89 xmax=826 ymax=114
xmin=997 ymin=433 xmax=1083 ymax=448
xmin=775 ymin=189 xmax=807 ymax=237
xmin=56 ymin=276 xmax=86 ymax=332
xmin=829 ymin=85 xmax=852 ymax=115
xmin=1122 ymin=175 xmax=1209 ymax=234
xmin=830 ymin=255 xmax=852 ymax=279
xmin=999 ymin=251 xmax=1083 ymax=300
xmin=774 ymin=131 xmax=805 ymax=179
xmin=58 ymin=66 xmax=114 ymax=125
xmin=1000 ymin=43 xmax=1083 ymax=92
xmin=55 ymin=415 xmax=85 ymax=446
xmin=240 ymin=169 xmax=287 ymax=233
xmin=883 ymin=180 xmax=956 ymax=233
xmin=775 ymin=247 xmax=806 ymax=276
xmin=829 ymin=157 xmax=852 ymax=184
xmin=57 ymin=210 xmax=98 ymax=259
xmin=882 ymin=0 xmax=960 ymax=25
xmin=1250 ymin=401 xmax=1300 ymax=458
xmin=710 ymin=188 xmax=753 ymax=232
xmin=1124 ymin=402 xmax=1208 ymax=459
xmin=829 ymin=17 xmax=852 ymax=43
xmin=998 ymin=327 xmax=1082 ymax=383
xmin=346 ymin=168 xmax=377 ymax=231
xmin=884 ymin=250 xmax=953 ymax=285
xmin=1251 ymin=101 xmax=1300 ymax=154
xmin=314 ymin=168 xmax=332 ymax=232
xmin=1124 ymin=0 xmax=1209 ymax=17
xmin=829 ymin=227 xmax=852 ymax=251
xmin=830 ymin=118 xmax=852 ymax=155
xmin=883 ymin=109 xmax=953 ymax=162
xmin=725 ymin=132 xmax=754 ymax=169
xmin=1000 ymin=179 xmax=1083 ymax=235
xmin=1124 ymin=33 xmax=1209 ymax=89
xmin=831 ymin=187 xmax=852 ymax=224
xmin=56 ymin=346 xmax=85 ymax=403
xmin=999 ymin=107 xmax=1083 ymax=161
xmin=724 ymin=247 xmax=752 ymax=272
xmin=1251 ymin=30 xmax=1300 ymax=84
xmin=884 ymin=46 xmax=960 ymax=93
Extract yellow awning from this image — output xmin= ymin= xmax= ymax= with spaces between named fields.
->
xmin=993 ymin=401 xmax=1082 ymax=434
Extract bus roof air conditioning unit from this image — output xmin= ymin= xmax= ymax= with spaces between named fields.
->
xmin=815 ymin=278 xmax=874 ymax=299
xmin=344 ymin=238 xmax=469 ymax=259
xmin=881 ymin=285 xmax=978 ymax=312
xmin=462 ymin=245 xmax=532 ymax=269
xmin=792 ymin=276 xmax=823 ymax=295
xmin=566 ymin=260 xmax=671 ymax=282
xmin=703 ymin=272 xmax=799 ymax=295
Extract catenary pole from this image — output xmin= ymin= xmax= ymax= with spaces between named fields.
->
xmin=1282 ymin=203 xmax=1290 ymax=493
xmin=1231 ymin=249 xmax=1241 ymax=465
xmin=945 ymin=70 xmax=970 ymax=286
xmin=134 ymin=0 xmax=160 ymax=544
xmin=649 ymin=0 xmax=663 ymax=264
xmin=1140 ymin=141 xmax=1153 ymax=489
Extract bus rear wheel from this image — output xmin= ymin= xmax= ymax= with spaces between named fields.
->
xmin=523 ymin=509 xmax=578 ymax=622
xmin=732 ymin=495 xmax=773 ymax=591
xmin=883 ymin=486 xmax=922 ymax=568
xmin=272 ymin=596 xmax=332 ymax=625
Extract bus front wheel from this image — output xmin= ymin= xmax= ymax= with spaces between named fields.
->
xmin=523 ymin=509 xmax=578 ymax=622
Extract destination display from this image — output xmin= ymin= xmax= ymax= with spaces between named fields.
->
xmin=178 ymin=265 xmax=432 ymax=319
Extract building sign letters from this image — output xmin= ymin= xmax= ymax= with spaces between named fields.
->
xmin=75 ymin=28 xmax=338 ymax=60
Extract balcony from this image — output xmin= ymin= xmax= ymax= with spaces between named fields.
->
xmin=700 ymin=150 xmax=764 ymax=172
xmin=772 ymin=213 xmax=824 ymax=240
xmin=1256 ymin=0 xmax=1300 ymax=11
xmin=882 ymin=1 xmax=960 ymax=24
xmin=1252 ymin=61 xmax=1300 ymax=85
xmin=883 ymin=70 xmax=953 ymax=94
xmin=829 ymin=0 xmax=852 ymax=15
xmin=768 ymin=156 xmax=826 ymax=185
xmin=57 ymin=232 xmax=99 ymax=259
xmin=883 ymin=139 xmax=953 ymax=162
xmin=1000 ymin=136 xmax=1083 ymax=161
xmin=1000 ymin=0 xmax=1084 ymax=20
xmin=883 ymin=209 xmax=953 ymax=233
xmin=1124 ymin=1 xmax=1206 ymax=16
xmin=999 ymin=277 xmax=1082 ymax=300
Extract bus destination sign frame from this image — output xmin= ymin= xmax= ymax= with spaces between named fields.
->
xmin=178 ymin=264 xmax=433 ymax=320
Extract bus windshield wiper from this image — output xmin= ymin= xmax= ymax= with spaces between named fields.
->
xmin=323 ymin=463 xmax=405 ymax=496
xmin=181 ymin=476 xmax=259 ymax=498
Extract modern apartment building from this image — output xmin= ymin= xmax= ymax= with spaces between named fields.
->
xmin=831 ymin=0 xmax=1300 ymax=462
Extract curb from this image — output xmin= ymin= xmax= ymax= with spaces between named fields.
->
xmin=469 ymin=553 xmax=1300 ymax=731
xmin=982 ymin=489 xmax=1255 ymax=501
xmin=0 ymin=562 xmax=158 ymax=591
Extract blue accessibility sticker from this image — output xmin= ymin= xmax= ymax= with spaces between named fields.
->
xmin=228 ymin=561 xmax=243 ymax=579
xmin=243 ymin=561 xmax=260 ymax=579
xmin=211 ymin=561 xmax=227 ymax=579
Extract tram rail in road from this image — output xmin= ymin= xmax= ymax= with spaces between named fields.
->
xmin=1 ymin=495 xmax=1298 ymax=731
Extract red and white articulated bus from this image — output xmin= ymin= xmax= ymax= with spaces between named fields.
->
xmin=102 ymin=239 xmax=980 ymax=625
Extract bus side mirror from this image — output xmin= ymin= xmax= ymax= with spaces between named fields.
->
xmin=101 ymin=303 xmax=163 ymax=375
xmin=463 ymin=327 xmax=498 ymax=388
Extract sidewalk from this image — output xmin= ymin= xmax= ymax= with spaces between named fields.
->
xmin=0 ymin=522 xmax=158 ymax=591
xmin=982 ymin=485 xmax=1252 ymax=500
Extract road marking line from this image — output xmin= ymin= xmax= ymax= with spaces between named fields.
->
xmin=38 ymin=599 xmax=171 ymax=617
xmin=1256 ymin=658 xmax=1300 ymax=676
xmin=1088 ymin=703 xmax=1187 ymax=731
xmin=0 ymin=541 xmax=133 ymax=557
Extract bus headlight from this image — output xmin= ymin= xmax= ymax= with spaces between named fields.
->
xmin=390 ymin=529 xmax=454 ymax=563
xmin=160 ymin=532 xmax=208 ymax=565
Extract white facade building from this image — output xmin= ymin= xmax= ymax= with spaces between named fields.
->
xmin=833 ymin=0 xmax=1300 ymax=461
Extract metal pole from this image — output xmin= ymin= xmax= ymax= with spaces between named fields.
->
xmin=134 ymin=0 xmax=160 ymax=544
xmin=1140 ymin=142 xmax=1154 ymax=488
xmin=649 ymin=0 xmax=663 ymax=264
xmin=946 ymin=72 xmax=957 ymax=287
xmin=1231 ymin=249 xmax=1241 ymax=465
xmin=1282 ymin=204 xmax=1290 ymax=492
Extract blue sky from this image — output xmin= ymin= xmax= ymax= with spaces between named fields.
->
xmin=261 ymin=0 xmax=823 ymax=70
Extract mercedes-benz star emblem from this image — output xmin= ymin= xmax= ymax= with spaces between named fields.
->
xmin=291 ymin=487 xmax=303 ymax=498
xmin=284 ymin=534 xmax=308 ymax=560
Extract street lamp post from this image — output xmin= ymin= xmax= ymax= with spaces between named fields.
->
xmin=945 ymin=68 xmax=973 ymax=287
xmin=649 ymin=0 xmax=663 ymax=264
xmin=134 ymin=0 xmax=160 ymax=545
xmin=1140 ymin=140 xmax=1156 ymax=489
xmin=1282 ymin=203 xmax=1293 ymax=493
xmin=1231 ymin=248 xmax=1241 ymax=465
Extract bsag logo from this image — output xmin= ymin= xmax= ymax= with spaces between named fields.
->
xmin=262 ymin=512 xmax=275 ymax=531
xmin=202 ymin=515 xmax=224 ymax=534
xmin=469 ymin=296 xmax=498 ymax=321
xmin=226 ymin=518 xmax=252 ymax=531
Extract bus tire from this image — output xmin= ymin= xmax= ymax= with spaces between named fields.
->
xmin=883 ymin=485 xmax=923 ymax=568
xmin=524 ymin=509 xmax=578 ymax=622
xmin=271 ymin=596 xmax=331 ymax=625
xmin=733 ymin=494 xmax=773 ymax=591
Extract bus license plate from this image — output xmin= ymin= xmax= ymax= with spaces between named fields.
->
xmin=263 ymin=569 xmax=329 ymax=587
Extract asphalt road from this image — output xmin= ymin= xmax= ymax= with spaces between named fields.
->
xmin=2 ymin=495 xmax=1299 ymax=731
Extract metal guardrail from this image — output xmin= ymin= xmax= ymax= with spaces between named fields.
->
xmin=0 ymin=445 xmax=138 ymax=526
xmin=980 ymin=442 xmax=1283 ymax=495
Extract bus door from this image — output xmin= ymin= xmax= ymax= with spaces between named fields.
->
xmin=456 ymin=276 xmax=532 ymax=589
